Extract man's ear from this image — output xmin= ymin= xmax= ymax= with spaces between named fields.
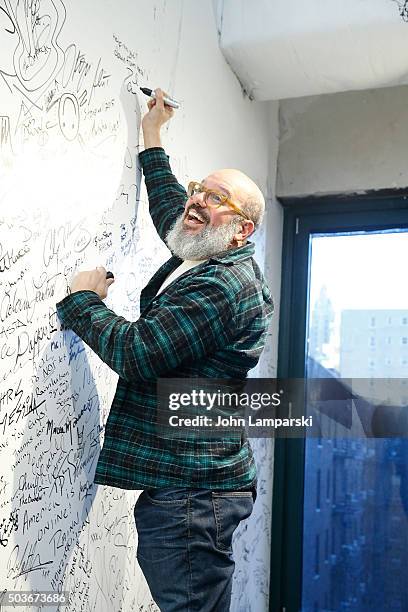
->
xmin=238 ymin=220 xmax=255 ymax=240
xmin=232 ymin=220 xmax=255 ymax=247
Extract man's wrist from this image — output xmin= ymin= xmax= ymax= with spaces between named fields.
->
xmin=142 ymin=127 xmax=162 ymax=149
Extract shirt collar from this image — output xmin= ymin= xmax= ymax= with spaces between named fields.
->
xmin=208 ymin=241 xmax=255 ymax=266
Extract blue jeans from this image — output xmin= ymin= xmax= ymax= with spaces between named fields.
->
xmin=134 ymin=487 xmax=255 ymax=611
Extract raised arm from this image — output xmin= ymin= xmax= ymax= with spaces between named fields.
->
xmin=140 ymin=88 xmax=187 ymax=242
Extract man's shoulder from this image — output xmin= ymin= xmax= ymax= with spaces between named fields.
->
xmin=158 ymin=256 xmax=273 ymax=323
xmin=181 ymin=256 xmax=268 ymax=298
xmin=212 ymin=254 xmax=265 ymax=282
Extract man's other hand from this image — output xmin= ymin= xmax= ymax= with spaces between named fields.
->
xmin=70 ymin=267 xmax=115 ymax=299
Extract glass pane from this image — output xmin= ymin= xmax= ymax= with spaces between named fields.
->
xmin=302 ymin=230 xmax=408 ymax=612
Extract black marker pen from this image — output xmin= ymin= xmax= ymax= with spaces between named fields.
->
xmin=140 ymin=87 xmax=180 ymax=109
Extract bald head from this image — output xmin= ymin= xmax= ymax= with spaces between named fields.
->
xmin=203 ymin=169 xmax=265 ymax=230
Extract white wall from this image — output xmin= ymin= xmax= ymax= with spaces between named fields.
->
xmin=277 ymin=84 xmax=408 ymax=197
xmin=0 ymin=1 xmax=281 ymax=611
xmin=233 ymin=100 xmax=282 ymax=612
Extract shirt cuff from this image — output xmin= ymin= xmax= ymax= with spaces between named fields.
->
xmin=56 ymin=290 xmax=102 ymax=327
xmin=139 ymin=147 xmax=170 ymax=168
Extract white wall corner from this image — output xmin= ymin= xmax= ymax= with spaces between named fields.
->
xmin=211 ymin=0 xmax=224 ymax=39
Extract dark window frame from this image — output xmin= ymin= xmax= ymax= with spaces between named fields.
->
xmin=269 ymin=193 xmax=408 ymax=612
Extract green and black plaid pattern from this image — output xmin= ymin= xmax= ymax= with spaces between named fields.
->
xmin=56 ymin=147 xmax=274 ymax=491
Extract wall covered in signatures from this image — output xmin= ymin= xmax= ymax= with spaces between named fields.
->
xmin=0 ymin=1 xmax=281 ymax=610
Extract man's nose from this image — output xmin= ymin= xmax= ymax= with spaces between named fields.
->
xmin=189 ymin=193 xmax=207 ymax=208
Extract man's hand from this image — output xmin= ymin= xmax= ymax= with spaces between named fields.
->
xmin=70 ymin=267 xmax=114 ymax=300
xmin=142 ymin=88 xmax=175 ymax=149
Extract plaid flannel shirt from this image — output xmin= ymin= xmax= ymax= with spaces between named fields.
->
xmin=56 ymin=147 xmax=274 ymax=492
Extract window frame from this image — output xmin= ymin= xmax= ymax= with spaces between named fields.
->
xmin=269 ymin=194 xmax=408 ymax=612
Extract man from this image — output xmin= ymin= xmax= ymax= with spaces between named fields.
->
xmin=56 ymin=89 xmax=273 ymax=611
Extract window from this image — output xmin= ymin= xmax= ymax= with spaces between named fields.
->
xmin=325 ymin=529 xmax=329 ymax=562
xmin=275 ymin=207 xmax=408 ymax=612
xmin=315 ymin=535 xmax=320 ymax=576
xmin=331 ymin=524 xmax=336 ymax=554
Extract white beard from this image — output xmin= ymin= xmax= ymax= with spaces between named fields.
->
xmin=165 ymin=213 xmax=243 ymax=260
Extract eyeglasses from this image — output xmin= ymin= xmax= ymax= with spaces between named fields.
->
xmin=187 ymin=181 xmax=248 ymax=219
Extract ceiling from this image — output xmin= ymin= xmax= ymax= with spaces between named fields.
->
xmin=215 ymin=0 xmax=408 ymax=100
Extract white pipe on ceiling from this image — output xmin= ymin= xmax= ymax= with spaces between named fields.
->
xmin=216 ymin=0 xmax=408 ymax=100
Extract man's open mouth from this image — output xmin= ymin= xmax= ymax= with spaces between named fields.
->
xmin=184 ymin=209 xmax=207 ymax=226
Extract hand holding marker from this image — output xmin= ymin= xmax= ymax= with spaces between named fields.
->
xmin=140 ymin=87 xmax=181 ymax=109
